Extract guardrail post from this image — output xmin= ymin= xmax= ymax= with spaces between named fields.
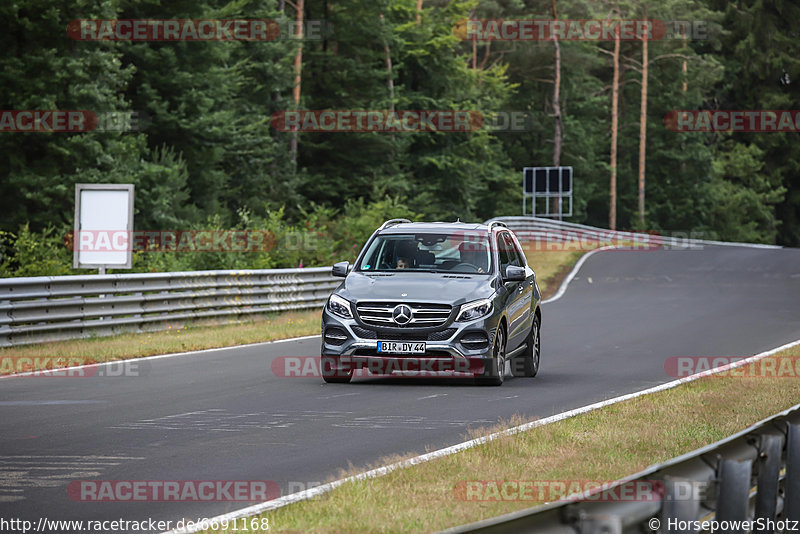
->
xmin=754 ymin=433 xmax=783 ymax=526
xmin=661 ymin=476 xmax=700 ymax=530
xmin=787 ymin=423 xmax=800 ymax=520
xmin=563 ymin=506 xmax=622 ymax=534
xmin=715 ymin=458 xmax=752 ymax=526
xmin=579 ymin=514 xmax=621 ymax=534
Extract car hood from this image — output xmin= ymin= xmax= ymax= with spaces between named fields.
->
xmin=340 ymin=271 xmax=493 ymax=306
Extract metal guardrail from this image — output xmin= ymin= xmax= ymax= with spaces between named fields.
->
xmin=0 ymin=268 xmax=339 ymax=346
xmin=0 ymin=216 xmax=779 ymax=347
xmin=442 ymin=402 xmax=800 ymax=534
xmin=486 ymin=216 xmax=782 ymax=250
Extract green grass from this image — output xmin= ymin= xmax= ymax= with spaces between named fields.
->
xmin=202 ymin=345 xmax=800 ymax=533
xmin=0 ymin=310 xmax=321 ymax=375
xmin=523 ymin=247 xmax=585 ymax=299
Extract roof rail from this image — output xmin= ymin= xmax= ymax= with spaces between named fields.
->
xmin=379 ymin=218 xmax=412 ymax=230
xmin=487 ymin=220 xmax=508 ymax=231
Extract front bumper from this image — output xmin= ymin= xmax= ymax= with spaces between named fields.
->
xmin=321 ymin=309 xmax=497 ymax=375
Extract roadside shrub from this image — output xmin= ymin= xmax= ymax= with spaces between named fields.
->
xmin=0 ymin=197 xmax=421 ymax=277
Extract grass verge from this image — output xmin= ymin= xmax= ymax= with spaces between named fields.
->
xmin=0 ymin=310 xmax=321 ymax=375
xmin=0 ymin=243 xmax=587 ymax=374
xmin=202 ymin=344 xmax=800 ymax=533
xmin=523 ymin=247 xmax=586 ymax=299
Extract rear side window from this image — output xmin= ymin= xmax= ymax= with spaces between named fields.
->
xmin=497 ymin=231 xmax=522 ymax=268
xmin=503 ymin=232 xmax=525 ymax=267
xmin=496 ymin=233 xmax=511 ymax=267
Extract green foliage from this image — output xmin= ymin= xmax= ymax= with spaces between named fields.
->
xmin=0 ymin=198 xmax=420 ymax=277
xmin=704 ymin=140 xmax=784 ymax=243
xmin=328 ymin=197 xmax=422 ymax=262
xmin=0 ymin=225 xmax=75 ymax=277
xmin=1 ymin=0 xmax=799 ymax=279
xmin=707 ymin=0 xmax=800 ymax=245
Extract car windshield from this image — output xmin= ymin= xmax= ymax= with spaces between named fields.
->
xmin=357 ymin=232 xmax=492 ymax=274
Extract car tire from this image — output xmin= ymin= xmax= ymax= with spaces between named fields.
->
xmin=477 ymin=327 xmax=506 ymax=386
xmin=321 ymin=356 xmax=353 ymax=384
xmin=512 ymin=314 xmax=540 ymax=378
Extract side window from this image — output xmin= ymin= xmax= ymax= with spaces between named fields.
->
xmin=496 ymin=233 xmax=511 ymax=267
xmin=505 ymin=233 xmax=526 ymax=267
xmin=501 ymin=233 xmax=522 ymax=267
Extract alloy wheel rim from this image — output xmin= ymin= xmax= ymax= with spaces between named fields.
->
xmin=496 ymin=329 xmax=505 ymax=377
xmin=532 ymin=320 xmax=540 ymax=372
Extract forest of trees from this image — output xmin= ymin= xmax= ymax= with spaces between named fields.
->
xmin=1 ymin=0 xmax=798 ymax=276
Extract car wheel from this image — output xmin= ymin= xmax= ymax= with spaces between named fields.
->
xmin=321 ymin=356 xmax=352 ymax=384
xmin=478 ymin=327 xmax=506 ymax=386
xmin=512 ymin=314 xmax=540 ymax=378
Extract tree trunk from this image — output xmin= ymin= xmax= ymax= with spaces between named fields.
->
xmin=552 ymin=38 xmax=562 ymax=168
xmin=551 ymin=0 xmax=563 ymax=219
xmin=416 ymin=0 xmax=423 ymax=25
xmin=472 ymin=33 xmax=477 ymax=70
xmin=681 ymin=31 xmax=687 ymax=177
xmin=637 ymin=17 xmax=648 ymax=227
xmin=379 ymin=13 xmax=395 ymax=113
xmin=609 ymin=24 xmax=620 ymax=231
xmin=682 ymin=30 xmax=688 ymax=92
xmin=289 ymin=0 xmax=305 ymax=166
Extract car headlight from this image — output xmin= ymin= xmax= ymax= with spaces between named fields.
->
xmin=327 ymin=294 xmax=353 ymax=319
xmin=456 ymin=299 xmax=493 ymax=322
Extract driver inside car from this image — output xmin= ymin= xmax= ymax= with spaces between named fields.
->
xmin=458 ymin=242 xmax=487 ymax=273
xmin=394 ymin=240 xmax=419 ymax=269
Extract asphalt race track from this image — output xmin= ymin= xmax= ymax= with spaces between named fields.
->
xmin=2 ymin=245 xmax=800 ymax=532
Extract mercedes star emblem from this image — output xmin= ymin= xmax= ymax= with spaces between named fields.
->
xmin=392 ymin=304 xmax=412 ymax=325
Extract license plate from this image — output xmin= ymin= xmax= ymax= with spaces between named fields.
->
xmin=377 ymin=341 xmax=426 ymax=354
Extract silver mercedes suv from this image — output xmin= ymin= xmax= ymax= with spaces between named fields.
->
xmin=320 ymin=219 xmax=542 ymax=385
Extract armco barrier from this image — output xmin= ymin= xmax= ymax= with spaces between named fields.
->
xmin=0 ymin=217 xmax=779 ymax=346
xmin=0 ymin=268 xmax=339 ymax=346
xmin=441 ymin=402 xmax=800 ymax=533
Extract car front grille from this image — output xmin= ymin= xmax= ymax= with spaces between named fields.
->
xmin=355 ymin=302 xmax=452 ymax=328
xmin=351 ymin=326 xmax=457 ymax=341
xmin=353 ymin=348 xmax=453 ymax=358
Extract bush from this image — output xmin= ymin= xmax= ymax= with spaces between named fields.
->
xmin=0 ymin=225 xmax=76 ymax=278
xmin=0 ymin=197 xmax=421 ymax=277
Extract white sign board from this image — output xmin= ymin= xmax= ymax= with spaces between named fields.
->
xmin=74 ymin=183 xmax=134 ymax=270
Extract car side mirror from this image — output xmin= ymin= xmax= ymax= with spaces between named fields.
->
xmin=503 ymin=265 xmax=526 ymax=282
xmin=332 ymin=261 xmax=350 ymax=277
